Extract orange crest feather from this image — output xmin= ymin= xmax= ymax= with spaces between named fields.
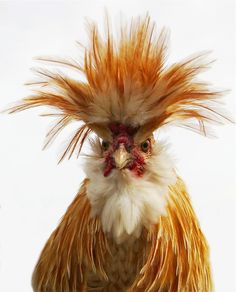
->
xmin=8 ymin=15 xmax=230 ymax=161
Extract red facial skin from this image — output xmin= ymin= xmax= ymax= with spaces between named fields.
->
xmin=103 ymin=123 xmax=146 ymax=177
xmin=104 ymin=155 xmax=114 ymax=177
xmin=128 ymin=148 xmax=145 ymax=177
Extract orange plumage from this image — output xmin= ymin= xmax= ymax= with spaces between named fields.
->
xmin=9 ymin=15 xmax=231 ymax=291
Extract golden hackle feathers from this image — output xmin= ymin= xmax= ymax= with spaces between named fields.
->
xmin=32 ymin=177 xmax=212 ymax=292
xmin=8 ymin=15 xmax=230 ymax=160
xmin=32 ymin=180 xmax=109 ymax=291
xmin=130 ymin=177 xmax=212 ymax=292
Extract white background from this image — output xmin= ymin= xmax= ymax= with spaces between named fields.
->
xmin=0 ymin=1 xmax=235 ymax=291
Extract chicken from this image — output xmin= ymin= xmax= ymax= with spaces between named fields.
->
xmin=9 ymin=15 xmax=231 ymax=292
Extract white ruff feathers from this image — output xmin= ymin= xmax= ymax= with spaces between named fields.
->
xmin=84 ymin=141 xmax=176 ymax=243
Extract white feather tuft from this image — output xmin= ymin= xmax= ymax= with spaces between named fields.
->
xmin=84 ymin=141 xmax=176 ymax=243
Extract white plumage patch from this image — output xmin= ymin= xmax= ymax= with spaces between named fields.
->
xmin=84 ymin=140 xmax=176 ymax=243
xmin=87 ymin=86 xmax=160 ymax=128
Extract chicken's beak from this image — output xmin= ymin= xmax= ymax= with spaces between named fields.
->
xmin=113 ymin=144 xmax=131 ymax=169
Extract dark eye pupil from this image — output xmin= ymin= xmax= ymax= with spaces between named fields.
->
xmin=142 ymin=142 xmax=148 ymax=148
xmin=102 ymin=141 xmax=109 ymax=150
xmin=141 ymin=140 xmax=150 ymax=152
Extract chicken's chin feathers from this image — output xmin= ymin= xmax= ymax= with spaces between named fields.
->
xmin=84 ymin=140 xmax=176 ymax=243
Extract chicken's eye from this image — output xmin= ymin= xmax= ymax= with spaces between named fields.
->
xmin=140 ymin=139 xmax=150 ymax=152
xmin=102 ymin=140 xmax=110 ymax=151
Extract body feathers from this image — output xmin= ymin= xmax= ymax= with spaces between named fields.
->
xmin=32 ymin=177 xmax=212 ymax=291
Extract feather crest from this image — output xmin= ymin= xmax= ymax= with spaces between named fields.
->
xmin=8 ymin=15 xmax=231 ymax=159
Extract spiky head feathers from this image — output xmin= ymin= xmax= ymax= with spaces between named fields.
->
xmin=9 ymin=15 xmax=229 ymax=160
